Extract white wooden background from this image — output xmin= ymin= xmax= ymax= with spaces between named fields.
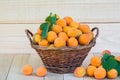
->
xmin=0 ymin=0 xmax=120 ymax=54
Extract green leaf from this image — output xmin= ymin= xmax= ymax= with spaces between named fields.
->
xmin=40 ymin=22 xmax=49 ymax=39
xmin=102 ymin=57 xmax=118 ymax=71
xmin=101 ymin=53 xmax=110 ymax=63
xmin=115 ymin=63 xmax=120 ymax=76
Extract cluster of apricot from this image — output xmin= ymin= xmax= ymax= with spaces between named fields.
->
xmin=74 ymin=50 xmax=119 ymax=79
xmin=33 ymin=15 xmax=94 ymax=48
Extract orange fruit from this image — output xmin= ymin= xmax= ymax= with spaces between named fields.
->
xmin=67 ymin=37 xmax=78 ymax=47
xmin=78 ymin=34 xmax=91 ymax=45
xmin=79 ymin=24 xmax=90 ymax=33
xmin=88 ymin=31 xmax=94 ymax=41
xmin=54 ymin=37 xmax=66 ymax=48
xmin=36 ymin=28 xmax=42 ymax=35
xmin=52 ymin=25 xmax=62 ymax=33
xmin=115 ymin=56 xmax=120 ymax=62
xmin=56 ymin=19 xmax=66 ymax=27
xmin=69 ymin=21 xmax=79 ymax=28
xmin=36 ymin=66 xmax=47 ymax=77
xmin=47 ymin=31 xmax=57 ymax=43
xmin=22 ymin=64 xmax=33 ymax=75
xmin=102 ymin=50 xmax=111 ymax=56
xmin=74 ymin=67 xmax=86 ymax=77
xmin=63 ymin=16 xmax=73 ymax=25
xmin=33 ymin=33 xmax=41 ymax=44
xmin=107 ymin=69 xmax=118 ymax=79
xmin=58 ymin=32 xmax=68 ymax=42
xmin=39 ymin=39 xmax=49 ymax=46
xmin=90 ymin=56 xmax=101 ymax=67
xmin=86 ymin=65 xmax=97 ymax=77
xmin=94 ymin=67 xmax=106 ymax=79
xmin=67 ymin=28 xmax=78 ymax=37
xmin=63 ymin=26 xmax=71 ymax=33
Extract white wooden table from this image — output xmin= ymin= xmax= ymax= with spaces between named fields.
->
xmin=0 ymin=53 xmax=120 ymax=80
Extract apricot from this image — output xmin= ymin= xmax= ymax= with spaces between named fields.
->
xmin=102 ymin=50 xmax=111 ymax=56
xmin=74 ymin=67 xmax=86 ymax=78
xmin=33 ymin=33 xmax=41 ymax=44
xmin=78 ymin=34 xmax=91 ymax=45
xmin=94 ymin=67 xmax=106 ymax=79
xmin=36 ymin=66 xmax=47 ymax=77
xmin=90 ymin=56 xmax=101 ymax=67
xmin=107 ymin=69 xmax=118 ymax=79
xmin=52 ymin=25 xmax=62 ymax=33
xmin=69 ymin=21 xmax=79 ymax=28
xmin=88 ymin=31 xmax=94 ymax=41
xmin=67 ymin=28 xmax=78 ymax=37
xmin=86 ymin=65 xmax=97 ymax=77
xmin=36 ymin=28 xmax=42 ymax=35
xmin=22 ymin=64 xmax=33 ymax=75
xmin=47 ymin=31 xmax=57 ymax=43
xmin=63 ymin=16 xmax=73 ymax=25
xmin=115 ymin=56 xmax=120 ymax=62
xmin=54 ymin=37 xmax=66 ymax=48
xmin=67 ymin=37 xmax=78 ymax=47
xmin=39 ymin=39 xmax=49 ymax=46
xmin=77 ymin=29 xmax=82 ymax=37
xmin=63 ymin=26 xmax=71 ymax=33
xmin=58 ymin=32 xmax=68 ymax=42
xmin=56 ymin=19 xmax=66 ymax=27
xmin=79 ymin=24 xmax=90 ymax=33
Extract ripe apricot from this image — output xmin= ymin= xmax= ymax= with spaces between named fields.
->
xmin=39 ymin=39 xmax=49 ymax=46
xmin=67 ymin=37 xmax=78 ymax=47
xmin=56 ymin=19 xmax=66 ymax=27
xmin=69 ymin=21 xmax=79 ymax=28
xmin=52 ymin=25 xmax=62 ymax=33
xmin=86 ymin=65 xmax=97 ymax=77
xmin=79 ymin=24 xmax=90 ymax=33
xmin=77 ymin=29 xmax=82 ymax=37
xmin=58 ymin=32 xmax=68 ymax=42
xmin=36 ymin=66 xmax=47 ymax=77
xmin=88 ymin=31 xmax=94 ymax=41
xmin=115 ymin=56 xmax=120 ymax=62
xmin=94 ymin=67 xmax=106 ymax=79
xmin=63 ymin=26 xmax=71 ymax=33
xmin=22 ymin=64 xmax=33 ymax=75
xmin=107 ymin=69 xmax=118 ymax=79
xmin=33 ymin=33 xmax=41 ymax=44
xmin=63 ymin=16 xmax=73 ymax=25
xmin=67 ymin=28 xmax=78 ymax=37
xmin=90 ymin=56 xmax=101 ymax=67
xmin=36 ymin=28 xmax=42 ymax=35
xmin=78 ymin=34 xmax=91 ymax=45
xmin=54 ymin=37 xmax=66 ymax=48
xmin=47 ymin=31 xmax=57 ymax=43
xmin=74 ymin=67 xmax=86 ymax=78
xmin=102 ymin=50 xmax=111 ymax=56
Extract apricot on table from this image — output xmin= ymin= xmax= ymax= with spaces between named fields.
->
xmin=107 ymin=69 xmax=118 ymax=79
xmin=21 ymin=64 xmax=33 ymax=75
xmin=90 ymin=56 xmax=101 ymax=67
xmin=74 ymin=67 xmax=86 ymax=78
xmin=36 ymin=66 xmax=47 ymax=77
xmin=86 ymin=65 xmax=97 ymax=77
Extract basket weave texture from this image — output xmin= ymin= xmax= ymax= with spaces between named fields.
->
xmin=25 ymin=27 xmax=99 ymax=74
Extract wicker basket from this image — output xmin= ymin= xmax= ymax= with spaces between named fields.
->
xmin=25 ymin=27 xmax=99 ymax=74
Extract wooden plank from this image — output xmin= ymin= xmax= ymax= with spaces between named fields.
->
xmin=7 ymin=54 xmax=44 ymax=80
xmin=0 ymin=54 xmax=14 ymax=80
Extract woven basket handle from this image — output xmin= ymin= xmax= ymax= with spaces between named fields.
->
xmin=91 ymin=27 xmax=99 ymax=41
xmin=25 ymin=29 xmax=33 ymax=46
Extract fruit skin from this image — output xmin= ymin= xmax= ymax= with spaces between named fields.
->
xmin=22 ymin=64 xmax=33 ymax=75
xmin=36 ymin=28 xmax=42 ymax=35
xmin=79 ymin=24 xmax=90 ymax=33
xmin=47 ymin=31 xmax=57 ymax=43
xmin=63 ymin=16 xmax=73 ymax=25
xmin=54 ymin=37 xmax=66 ymax=48
xmin=90 ymin=56 xmax=101 ymax=67
xmin=115 ymin=56 xmax=120 ymax=62
xmin=74 ymin=67 xmax=86 ymax=78
xmin=86 ymin=65 xmax=97 ymax=77
xmin=67 ymin=37 xmax=78 ymax=47
xmin=78 ymin=34 xmax=91 ymax=45
xmin=33 ymin=33 xmax=41 ymax=44
xmin=94 ymin=67 xmax=106 ymax=79
xmin=58 ymin=32 xmax=68 ymax=42
xmin=107 ymin=69 xmax=118 ymax=79
xmin=56 ymin=19 xmax=67 ymax=27
xmin=36 ymin=66 xmax=47 ymax=77
xmin=52 ymin=25 xmax=62 ymax=33
xmin=69 ymin=21 xmax=79 ymax=28
xmin=39 ymin=39 xmax=49 ymax=46
xmin=67 ymin=28 xmax=78 ymax=37
xmin=102 ymin=50 xmax=111 ymax=56
xmin=63 ymin=26 xmax=71 ymax=33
